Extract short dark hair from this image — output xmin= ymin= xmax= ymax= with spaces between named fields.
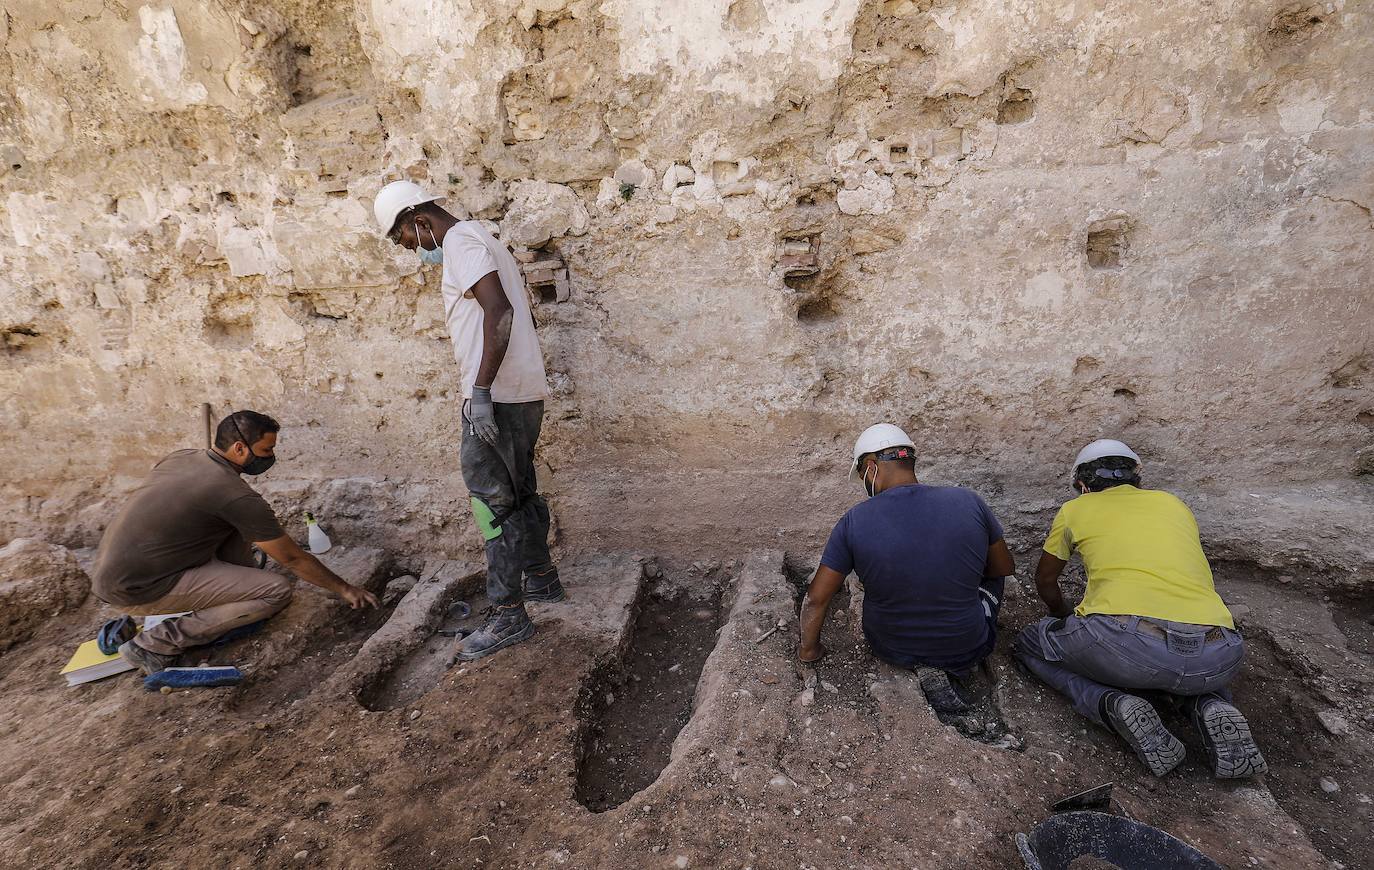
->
xmin=1074 ymin=455 xmax=1140 ymax=492
xmin=215 ymin=410 xmax=280 ymax=451
xmin=858 ymin=448 xmax=917 ymax=473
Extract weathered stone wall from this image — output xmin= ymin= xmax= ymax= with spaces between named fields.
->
xmin=2 ymin=1 xmax=1371 ymax=563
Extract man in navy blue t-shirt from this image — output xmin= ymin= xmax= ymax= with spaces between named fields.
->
xmin=798 ymin=424 xmax=1015 ymax=712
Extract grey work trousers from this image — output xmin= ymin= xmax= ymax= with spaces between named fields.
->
xmin=1013 ymin=614 xmax=1245 ymax=725
xmin=460 ymin=399 xmax=554 ymax=608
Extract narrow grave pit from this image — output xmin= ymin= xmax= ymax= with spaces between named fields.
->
xmin=804 ymin=581 xmax=878 ymax=718
xmin=575 ymin=570 xmax=731 ymax=812
xmin=227 ymin=592 xmax=401 ymax=716
xmin=791 ymin=563 xmax=1019 ymax=746
xmin=358 ymin=591 xmax=489 ymax=712
xmin=1229 ymin=627 xmax=1374 ymax=867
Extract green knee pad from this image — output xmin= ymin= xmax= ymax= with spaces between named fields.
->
xmin=470 ymin=497 xmax=503 ymax=541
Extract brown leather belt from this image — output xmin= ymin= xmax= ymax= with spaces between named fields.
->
xmin=1109 ymin=614 xmax=1226 ymax=642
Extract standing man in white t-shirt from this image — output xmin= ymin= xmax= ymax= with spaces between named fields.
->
xmin=374 ymin=180 xmax=565 ymax=661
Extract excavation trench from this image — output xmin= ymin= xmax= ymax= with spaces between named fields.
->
xmin=357 ymin=591 xmax=486 ymax=711
xmin=353 ymin=563 xmax=486 ymax=711
xmin=1216 ymin=575 xmax=1374 ymax=869
xmin=575 ymin=569 xmax=734 ymax=813
xmin=786 ymin=559 xmax=1015 ymax=744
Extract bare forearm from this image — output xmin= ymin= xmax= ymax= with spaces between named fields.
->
xmin=475 ymin=307 xmax=512 ymax=387
xmin=798 ymin=594 xmax=828 ymax=653
xmin=285 ymin=553 xmax=349 ymax=595
xmin=1036 ymin=582 xmax=1071 ymax=617
xmin=797 ymin=565 xmax=845 ymax=661
xmin=1034 ymin=551 xmax=1072 ymax=617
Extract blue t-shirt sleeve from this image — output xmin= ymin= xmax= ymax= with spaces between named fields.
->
xmin=974 ymin=493 xmax=1005 ymax=544
xmin=820 ymin=513 xmax=854 ymax=576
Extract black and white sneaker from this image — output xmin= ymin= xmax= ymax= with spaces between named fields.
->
xmin=917 ymin=666 xmax=969 ymax=714
xmin=1104 ymin=692 xmax=1186 ymax=777
xmin=1192 ymin=695 xmax=1268 ymax=779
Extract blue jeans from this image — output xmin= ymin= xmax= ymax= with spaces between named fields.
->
xmin=1014 ymin=614 xmax=1245 ymax=725
xmin=460 ymin=400 xmax=555 ymax=607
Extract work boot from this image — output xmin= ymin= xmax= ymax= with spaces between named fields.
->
xmin=523 ymin=569 xmax=566 ymax=603
xmin=456 ymin=604 xmax=535 ymax=662
xmin=916 ymin=666 xmax=969 ymax=714
xmin=1103 ymin=691 xmax=1186 ymax=777
xmin=118 ymin=639 xmax=178 ymax=676
xmin=1191 ymin=695 xmax=1268 ymax=779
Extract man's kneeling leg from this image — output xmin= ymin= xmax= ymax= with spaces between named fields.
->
xmin=125 ymin=559 xmax=294 ymax=665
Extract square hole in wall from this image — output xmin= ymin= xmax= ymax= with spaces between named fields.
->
xmin=1086 ymin=218 xmax=1130 ymax=270
xmin=997 ymin=89 xmax=1035 ymax=125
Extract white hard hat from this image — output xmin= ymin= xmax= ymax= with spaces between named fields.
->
xmin=373 ymin=180 xmax=445 ymax=235
xmin=1071 ymin=439 xmax=1141 ymax=477
xmin=851 ymin=423 xmax=916 ymax=478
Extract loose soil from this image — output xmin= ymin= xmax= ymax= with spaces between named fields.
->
xmin=224 ymin=596 xmax=400 ymax=715
xmin=359 ymin=594 xmax=489 ymax=711
xmin=0 ymin=551 xmax=1365 ymax=868
xmin=576 ymin=579 xmax=728 ymax=812
xmin=1205 ymin=569 xmax=1374 ymax=869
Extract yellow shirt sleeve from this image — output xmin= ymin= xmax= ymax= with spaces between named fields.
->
xmin=1043 ymin=504 xmax=1074 ymax=560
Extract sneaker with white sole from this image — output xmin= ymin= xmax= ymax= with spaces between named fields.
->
xmin=1192 ymin=695 xmax=1268 ymax=779
xmin=118 ymin=639 xmax=178 ymax=676
xmin=1104 ymin=691 xmax=1186 ymax=777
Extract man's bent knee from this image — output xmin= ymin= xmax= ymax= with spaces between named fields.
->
xmin=264 ymin=576 xmax=294 ymax=610
xmin=1013 ymin=623 xmax=1045 ymax=660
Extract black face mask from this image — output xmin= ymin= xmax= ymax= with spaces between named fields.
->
xmin=230 ymin=418 xmax=277 ymax=476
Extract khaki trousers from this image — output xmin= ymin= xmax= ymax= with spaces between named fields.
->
xmin=127 ymin=558 xmax=293 ymax=655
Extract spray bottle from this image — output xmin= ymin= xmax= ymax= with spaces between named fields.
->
xmin=304 ymin=511 xmax=333 ymax=555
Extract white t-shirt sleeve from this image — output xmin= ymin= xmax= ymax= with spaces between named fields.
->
xmin=442 ymin=226 xmax=499 ymax=294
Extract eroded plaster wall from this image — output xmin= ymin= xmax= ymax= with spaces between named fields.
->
xmin=1 ymin=1 xmax=1371 ymax=561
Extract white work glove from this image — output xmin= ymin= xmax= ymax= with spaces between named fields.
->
xmin=468 ymin=385 xmax=499 ymax=445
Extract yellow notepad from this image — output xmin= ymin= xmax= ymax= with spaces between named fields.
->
xmin=59 ymin=639 xmax=135 ymax=686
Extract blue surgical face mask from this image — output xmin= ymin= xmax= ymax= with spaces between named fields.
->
xmin=417 ymin=221 xmax=443 ymax=265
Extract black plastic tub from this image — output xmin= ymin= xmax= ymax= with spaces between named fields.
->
xmin=1017 ymin=811 xmax=1222 ymax=870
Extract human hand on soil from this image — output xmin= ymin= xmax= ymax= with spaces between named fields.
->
xmin=797 ymin=642 xmax=828 ymax=664
xmin=339 ymin=584 xmax=380 ymax=609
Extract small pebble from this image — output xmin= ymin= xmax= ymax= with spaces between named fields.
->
xmin=160 ymin=686 xmax=172 ymax=695
xmin=1320 ymin=777 xmax=1340 ymax=794
xmin=674 ymin=856 xmax=689 ymax=869
xmin=293 ymin=850 xmax=309 ymax=862
xmin=409 ymin=709 xmax=422 ymax=721
xmin=668 ymin=663 xmax=681 ymax=673
xmin=344 ymin=785 xmax=361 ymax=799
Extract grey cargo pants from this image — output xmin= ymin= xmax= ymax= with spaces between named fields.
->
xmin=460 ymin=399 xmax=554 ymax=607
xmin=1014 ymin=614 xmax=1245 ymax=725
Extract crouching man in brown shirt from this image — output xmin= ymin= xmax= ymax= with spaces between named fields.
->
xmin=92 ymin=410 xmax=379 ymax=674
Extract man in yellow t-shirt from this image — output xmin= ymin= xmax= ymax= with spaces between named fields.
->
xmin=1014 ymin=440 xmax=1267 ymax=780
